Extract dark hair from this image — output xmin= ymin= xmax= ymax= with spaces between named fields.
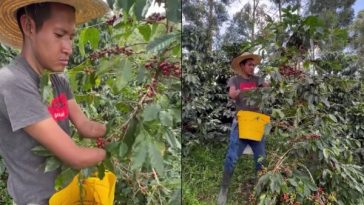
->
xmin=239 ymin=58 xmax=254 ymax=67
xmin=16 ymin=2 xmax=75 ymax=34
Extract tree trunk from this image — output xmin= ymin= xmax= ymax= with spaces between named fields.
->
xmin=278 ymin=0 xmax=282 ymax=21
xmin=207 ymin=0 xmax=214 ymax=51
xmin=252 ymin=0 xmax=259 ymax=41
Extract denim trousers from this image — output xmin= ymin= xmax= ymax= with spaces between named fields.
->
xmin=223 ymin=120 xmax=266 ymax=174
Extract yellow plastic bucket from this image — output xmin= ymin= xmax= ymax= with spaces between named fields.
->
xmin=237 ymin=111 xmax=270 ymax=141
xmin=49 ymin=171 xmax=116 ymax=205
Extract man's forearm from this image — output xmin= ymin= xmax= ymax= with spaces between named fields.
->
xmin=229 ymin=89 xmax=240 ymax=99
xmin=78 ymin=120 xmax=106 ymax=138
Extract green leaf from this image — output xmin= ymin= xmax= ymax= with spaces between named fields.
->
xmin=78 ymin=28 xmax=100 ymax=56
xmin=150 ymin=23 xmax=160 ymax=37
xmin=103 ymin=158 xmax=115 ymax=173
xmin=164 ymin=131 xmax=181 ymax=149
xmin=32 ymin=146 xmax=53 ymax=157
xmin=171 ymin=108 xmax=181 ymax=123
xmin=288 ymin=178 xmax=298 ymax=187
xmin=256 ymin=174 xmax=271 ymax=195
xmin=270 ymin=173 xmax=283 ymax=194
xmin=106 ymin=0 xmax=115 ymax=9
xmin=39 ymin=71 xmax=54 ymax=104
xmin=160 ymin=110 xmax=173 ymax=127
xmin=273 ymin=109 xmax=285 ymax=119
xmin=136 ymin=64 xmax=147 ymax=84
xmin=138 ymin=24 xmax=152 ymax=41
xmin=115 ymin=59 xmax=133 ymax=90
xmin=97 ymin=57 xmax=121 ymax=76
xmin=131 ymin=133 xmax=148 ymax=170
xmin=118 ymin=142 xmax=128 ymax=158
xmin=321 ymin=97 xmax=330 ymax=107
xmin=172 ymin=44 xmax=181 ymax=57
xmin=97 ymin=163 xmax=105 ymax=179
xmin=323 ymin=148 xmax=330 ymax=159
xmin=303 ymin=16 xmax=323 ymax=28
xmin=134 ymin=0 xmax=147 ymax=20
xmin=166 ymin=0 xmax=181 ymax=22
xmin=149 ymin=143 xmax=164 ymax=176
xmin=106 ymin=142 xmax=120 ymax=154
xmin=328 ymin=114 xmax=338 ymax=123
xmin=124 ymin=118 xmax=138 ymax=148
xmin=54 ymin=168 xmax=78 ymax=191
xmin=116 ymin=0 xmax=134 ymax=12
xmin=143 ymin=104 xmax=161 ymax=121
xmin=0 ymin=161 xmax=5 ymax=176
xmin=147 ymin=32 xmax=180 ymax=53
xmin=80 ymin=167 xmax=96 ymax=178
xmin=168 ymin=188 xmax=181 ymax=205
xmin=44 ymin=157 xmax=61 ymax=173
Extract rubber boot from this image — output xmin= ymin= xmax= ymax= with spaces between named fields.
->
xmin=217 ymin=171 xmax=233 ymax=205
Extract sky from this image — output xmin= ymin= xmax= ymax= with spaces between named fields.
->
xmin=221 ymin=0 xmax=364 ymax=34
xmin=102 ymin=0 xmax=165 ymax=17
xmin=227 ymin=0 xmax=364 ymax=19
xmin=353 ymin=0 xmax=364 ymax=17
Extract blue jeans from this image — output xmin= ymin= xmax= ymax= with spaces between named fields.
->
xmin=223 ymin=120 xmax=266 ymax=174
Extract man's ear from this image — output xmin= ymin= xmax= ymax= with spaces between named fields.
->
xmin=20 ymin=14 xmax=35 ymax=37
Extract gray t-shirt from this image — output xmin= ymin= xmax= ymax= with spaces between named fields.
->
xmin=0 ymin=56 xmax=73 ymax=205
xmin=227 ymin=75 xmax=263 ymax=112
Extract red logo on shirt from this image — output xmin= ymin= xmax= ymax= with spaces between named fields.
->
xmin=240 ymin=82 xmax=257 ymax=91
xmin=48 ymin=93 xmax=68 ymax=121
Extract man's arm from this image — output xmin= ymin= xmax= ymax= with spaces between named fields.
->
xmin=228 ymin=85 xmax=240 ymax=99
xmin=67 ymin=99 xmax=106 ymax=139
xmin=24 ymin=118 xmax=105 ymax=169
xmin=262 ymin=81 xmax=270 ymax=87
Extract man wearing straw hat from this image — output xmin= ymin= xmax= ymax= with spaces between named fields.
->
xmin=0 ymin=1 xmax=110 ymax=204
xmin=217 ymin=52 xmax=268 ymax=205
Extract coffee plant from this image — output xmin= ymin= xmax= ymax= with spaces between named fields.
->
xmin=183 ymin=6 xmax=364 ymax=205
xmin=241 ymin=8 xmax=364 ymax=205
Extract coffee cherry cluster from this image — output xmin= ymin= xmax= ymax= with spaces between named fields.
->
xmin=280 ymin=193 xmax=290 ymax=203
xmin=303 ymin=133 xmax=320 ymax=140
xmin=247 ymin=192 xmax=256 ymax=204
xmin=146 ymin=13 xmax=166 ymax=24
xmin=279 ymin=192 xmax=301 ymax=205
xmin=158 ymin=61 xmax=181 ymax=77
xmin=90 ymin=46 xmax=134 ymax=61
xmin=146 ymin=78 xmax=158 ymax=97
xmin=83 ymin=67 xmax=94 ymax=75
xmin=308 ymin=187 xmax=330 ymax=204
xmin=279 ymin=65 xmax=303 ymax=78
xmin=144 ymin=58 xmax=158 ymax=69
xmin=96 ymin=137 xmax=106 ymax=148
xmin=106 ymin=14 xmax=123 ymax=26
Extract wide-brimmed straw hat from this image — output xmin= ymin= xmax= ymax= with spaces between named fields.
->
xmin=231 ymin=52 xmax=262 ymax=76
xmin=0 ymin=0 xmax=110 ymax=48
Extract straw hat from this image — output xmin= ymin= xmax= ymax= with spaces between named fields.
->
xmin=231 ymin=52 xmax=262 ymax=76
xmin=0 ymin=0 xmax=110 ymax=48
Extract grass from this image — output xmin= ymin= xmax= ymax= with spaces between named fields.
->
xmin=182 ymin=134 xmax=279 ymax=205
xmin=182 ymin=142 xmax=257 ymax=205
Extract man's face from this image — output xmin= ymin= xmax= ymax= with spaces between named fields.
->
xmin=29 ymin=4 xmax=76 ymax=72
xmin=241 ymin=59 xmax=256 ymax=76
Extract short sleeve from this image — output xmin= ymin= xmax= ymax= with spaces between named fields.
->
xmin=2 ymin=81 xmax=50 ymax=132
xmin=227 ymin=76 xmax=237 ymax=88
xmin=52 ymin=74 xmax=74 ymax=100
xmin=256 ymin=76 xmax=264 ymax=87
xmin=62 ymin=77 xmax=74 ymax=100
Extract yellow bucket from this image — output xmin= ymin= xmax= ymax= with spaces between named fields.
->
xmin=49 ymin=171 xmax=116 ymax=205
xmin=237 ymin=111 xmax=270 ymax=141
